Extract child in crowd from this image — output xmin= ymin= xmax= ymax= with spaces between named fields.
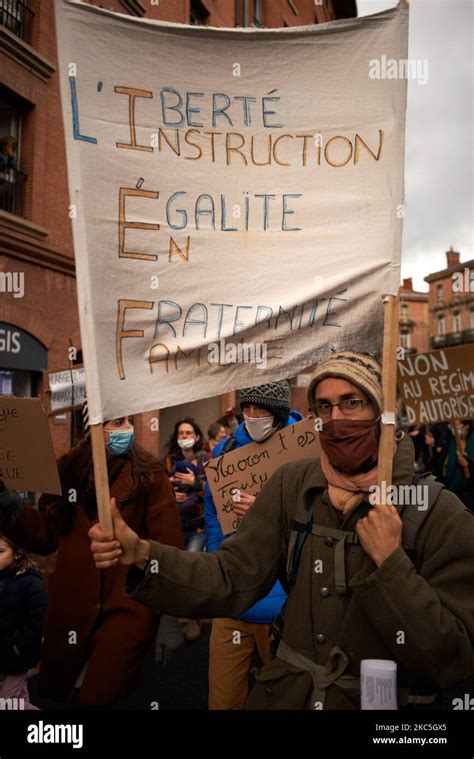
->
xmin=0 ymin=533 xmax=47 ymax=710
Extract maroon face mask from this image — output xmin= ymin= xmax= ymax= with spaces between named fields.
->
xmin=319 ymin=419 xmax=380 ymax=475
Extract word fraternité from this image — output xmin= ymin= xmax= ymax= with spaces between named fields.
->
xmin=115 ymin=292 xmax=347 ymax=380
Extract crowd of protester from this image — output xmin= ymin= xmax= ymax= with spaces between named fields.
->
xmin=0 ymin=363 xmax=473 ymax=710
xmin=407 ymin=420 xmax=474 ymax=510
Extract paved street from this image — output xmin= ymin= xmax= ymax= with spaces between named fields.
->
xmin=29 ymin=623 xmax=211 ymax=711
xmin=123 ymin=623 xmax=211 ymax=710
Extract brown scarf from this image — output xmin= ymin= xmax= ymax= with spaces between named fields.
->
xmin=320 ymin=450 xmax=377 ymax=516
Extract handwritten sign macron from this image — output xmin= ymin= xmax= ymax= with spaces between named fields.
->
xmin=0 ymin=397 xmax=61 ymax=494
xmin=206 ymin=416 xmax=320 ymax=536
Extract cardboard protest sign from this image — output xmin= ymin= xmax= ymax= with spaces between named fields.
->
xmin=0 ymin=397 xmax=61 ymax=494
xmin=55 ymin=0 xmax=408 ymax=424
xmin=43 ymin=365 xmax=86 ymax=416
xmin=206 ymin=416 xmax=320 ymax=535
xmin=397 ymin=345 xmax=474 ymax=425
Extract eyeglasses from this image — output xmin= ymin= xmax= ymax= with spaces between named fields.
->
xmin=312 ymin=398 xmax=371 ymax=420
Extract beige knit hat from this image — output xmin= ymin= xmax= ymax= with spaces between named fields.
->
xmin=307 ymin=351 xmax=383 ymax=417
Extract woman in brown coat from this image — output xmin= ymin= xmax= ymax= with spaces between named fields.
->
xmin=0 ymin=414 xmax=184 ymax=707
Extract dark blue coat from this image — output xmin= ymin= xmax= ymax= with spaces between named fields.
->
xmin=204 ymin=410 xmax=303 ymax=623
xmin=0 ymin=566 xmax=47 ymax=675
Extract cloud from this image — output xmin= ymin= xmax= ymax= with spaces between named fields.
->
xmin=357 ymin=0 xmax=473 ymax=290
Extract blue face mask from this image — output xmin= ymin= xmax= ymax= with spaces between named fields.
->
xmin=106 ymin=428 xmax=134 ymax=456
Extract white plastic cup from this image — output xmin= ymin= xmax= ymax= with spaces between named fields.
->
xmin=360 ymin=659 xmax=397 ymax=710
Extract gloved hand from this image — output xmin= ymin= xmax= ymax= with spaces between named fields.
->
xmin=154 ymin=615 xmax=184 ymax=668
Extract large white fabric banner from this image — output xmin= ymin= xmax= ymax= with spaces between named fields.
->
xmin=55 ymin=0 xmax=408 ymax=424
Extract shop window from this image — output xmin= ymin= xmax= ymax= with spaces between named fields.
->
xmin=0 ymin=370 xmax=12 ymax=394
xmin=0 ymin=368 xmax=33 ymax=396
xmin=0 ymin=322 xmax=46 ymax=380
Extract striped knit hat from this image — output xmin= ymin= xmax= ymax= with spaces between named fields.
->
xmin=240 ymin=380 xmax=291 ymax=422
xmin=307 ymin=351 xmax=382 ymax=416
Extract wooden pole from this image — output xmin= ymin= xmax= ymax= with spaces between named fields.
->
xmin=90 ymin=423 xmax=113 ymax=535
xmin=376 ymin=295 xmax=399 ymax=495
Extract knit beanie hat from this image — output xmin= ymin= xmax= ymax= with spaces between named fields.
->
xmin=307 ymin=351 xmax=382 ymax=417
xmin=240 ymin=380 xmax=291 ymax=422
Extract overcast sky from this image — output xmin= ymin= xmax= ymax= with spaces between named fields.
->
xmin=357 ymin=0 xmax=473 ymax=291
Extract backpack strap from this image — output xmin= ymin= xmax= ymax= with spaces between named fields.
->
xmin=286 ymin=502 xmax=315 ymax=587
xmin=285 ymin=476 xmax=445 ymax=584
xmin=270 ymin=485 xmax=317 ymax=651
xmin=271 ymin=475 xmax=445 ymax=652
xmin=310 ymin=524 xmax=359 ymax=595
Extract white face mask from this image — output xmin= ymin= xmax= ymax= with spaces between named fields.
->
xmin=178 ymin=437 xmax=195 ymax=450
xmin=243 ymin=413 xmax=278 ymax=443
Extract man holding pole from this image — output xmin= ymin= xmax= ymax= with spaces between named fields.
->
xmin=89 ymin=351 xmax=474 ymax=710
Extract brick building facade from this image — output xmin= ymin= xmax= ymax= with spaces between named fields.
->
xmin=398 ymin=277 xmax=429 ymax=355
xmin=396 ymin=248 xmax=473 ymax=361
xmin=424 ymin=247 xmax=474 ymax=351
xmin=0 ymin=0 xmax=356 ymax=460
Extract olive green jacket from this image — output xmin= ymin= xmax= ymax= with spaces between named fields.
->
xmin=125 ymin=434 xmax=474 ymax=709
